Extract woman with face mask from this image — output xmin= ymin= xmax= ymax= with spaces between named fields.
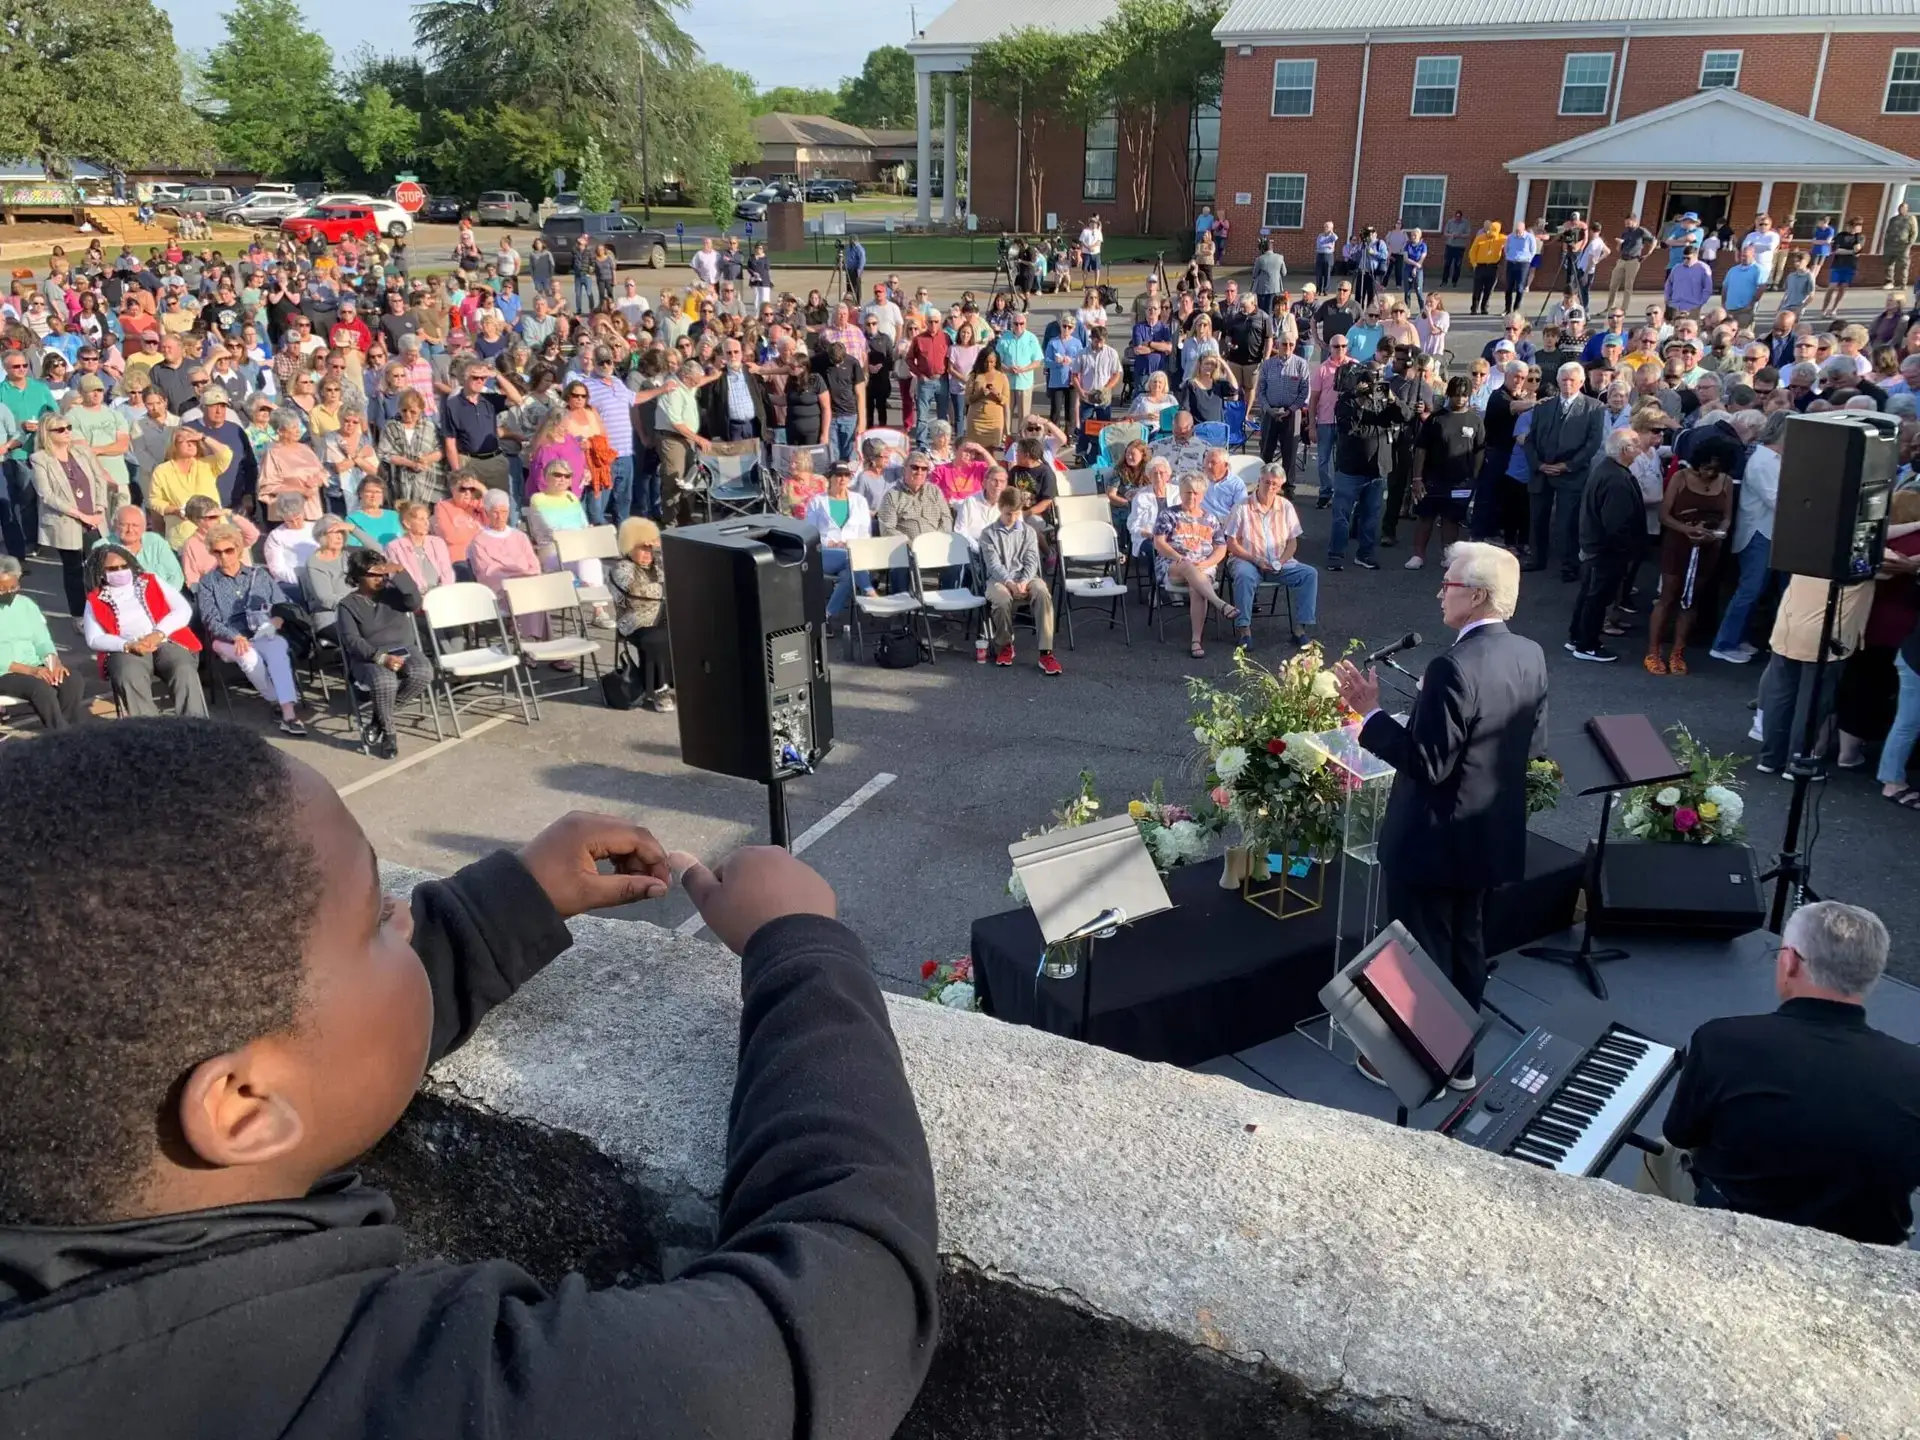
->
xmin=79 ymin=543 xmax=206 ymax=717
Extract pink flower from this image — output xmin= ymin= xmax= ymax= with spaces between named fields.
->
xmin=1162 ymin=804 xmax=1193 ymax=824
xmin=1673 ymin=807 xmax=1700 ymax=832
xmin=920 ymin=959 xmax=939 ymax=980
xmin=1210 ymin=786 xmax=1231 ymax=807
xmin=953 ymin=956 xmax=973 ymax=981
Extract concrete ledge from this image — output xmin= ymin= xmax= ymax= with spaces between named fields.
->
xmin=369 ymin=866 xmax=1920 ymax=1439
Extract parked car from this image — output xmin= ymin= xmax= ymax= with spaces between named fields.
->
xmin=422 ymin=194 xmax=465 ymax=223
xmin=249 ymin=182 xmax=300 ymax=198
xmin=541 ymin=211 xmax=671 ymax=271
xmin=230 ymin=193 xmax=306 ymax=225
xmin=159 ymin=185 xmax=239 ymax=216
xmin=476 ymin=190 xmax=535 ymax=225
xmin=281 ymin=206 xmax=380 ymax=245
xmin=805 ymin=178 xmax=858 ymax=202
xmin=731 ymin=176 xmax=765 ymax=197
xmin=732 ymin=199 xmax=767 ymax=223
xmin=306 ymin=193 xmax=415 ymax=236
xmin=753 ymin=181 xmax=801 ymax=203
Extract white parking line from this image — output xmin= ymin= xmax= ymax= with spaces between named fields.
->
xmin=676 ymin=771 xmax=897 ymax=937
xmin=336 ymin=716 xmax=510 ymax=797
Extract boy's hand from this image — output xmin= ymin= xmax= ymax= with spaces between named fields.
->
xmin=672 ymin=846 xmax=837 ymax=955
xmin=520 ymin=812 xmax=672 ymax=914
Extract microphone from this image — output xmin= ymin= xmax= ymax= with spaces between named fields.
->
xmin=1366 ymin=632 xmax=1422 ymax=665
xmin=1060 ymin=906 xmax=1126 ymax=944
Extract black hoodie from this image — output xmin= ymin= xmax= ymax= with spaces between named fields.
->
xmin=0 ymin=852 xmax=940 ymax=1439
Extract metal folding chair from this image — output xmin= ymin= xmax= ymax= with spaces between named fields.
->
xmin=502 ymin=571 xmax=603 ymax=699
xmin=555 ymin=525 xmax=620 ymax=608
xmin=419 ymin=582 xmax=539 ymax=737
xmin=908 ymin=531 xmax=986 ymax=656
xmin=1053 ymin=520 xmax=1130 ymax=649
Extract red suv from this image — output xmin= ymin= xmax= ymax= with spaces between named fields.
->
xmin=281 ymin=206 xmax=379 ymax=244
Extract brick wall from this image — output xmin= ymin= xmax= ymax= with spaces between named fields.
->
xmin=966 ymin=100 xmax=1196 ymax=237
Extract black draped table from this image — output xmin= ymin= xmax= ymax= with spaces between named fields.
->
xmin=969 ymin=831 xmax=1585 ymax=1066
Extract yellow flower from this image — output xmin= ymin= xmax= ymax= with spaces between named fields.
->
xmin=1127 ymin=800 xmax=1149 ymax=820
xmin=1699 ymin=802 xmax=1719 ymax=820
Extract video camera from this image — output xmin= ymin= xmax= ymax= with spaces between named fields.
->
xmin=1335 ymin=358 xmax=1379 ymax=396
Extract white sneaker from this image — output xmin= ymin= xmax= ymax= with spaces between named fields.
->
xmin=1748 ymin=711 xmax=1765 ymax=742
xmin=1403 ymin=554 xmax=1425 ymax=570
xmin=1710 ymin=644 xmax=1757 ymax=664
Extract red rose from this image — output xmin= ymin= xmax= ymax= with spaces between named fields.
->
xmin=1265 ymin=738 xmax=1288 ymax=755
xmin=920 ymin=959 xmax=939 ymax=980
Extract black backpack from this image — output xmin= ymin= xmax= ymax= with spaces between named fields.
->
xmin=873 ymin=623 xmax=924 ymax=669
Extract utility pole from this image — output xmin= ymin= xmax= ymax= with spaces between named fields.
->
xmin=637 ymin=40 xmax=652 ymax=223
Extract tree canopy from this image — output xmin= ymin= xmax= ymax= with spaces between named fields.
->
xmin=971 ymin=28 xmax=1109 ymax=229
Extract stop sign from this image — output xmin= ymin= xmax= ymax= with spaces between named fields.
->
xmin=394 ymin=181 xmax=426 ymax=213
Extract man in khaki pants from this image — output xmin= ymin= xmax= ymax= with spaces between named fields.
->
xmin=1604 ymin=215 xmax=1656 ymax=312
xmin=977 ymin=487 xmax=1061 ymax=675
xmin=1881 ymin=201 xmax=1916 ymax=290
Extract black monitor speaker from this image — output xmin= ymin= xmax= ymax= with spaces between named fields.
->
xmin=1591 ymin=841 xmax=1765 ymax=938
xmin=661 ymin=516 xmax=833 ymax=785
xmin=1771 ymin=411 xmax=1897 ymax=581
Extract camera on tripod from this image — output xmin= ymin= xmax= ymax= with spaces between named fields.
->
xmin=833 ymin=238 xmax=848 ymax=263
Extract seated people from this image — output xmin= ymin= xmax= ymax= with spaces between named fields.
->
xmin=262 ymin=492 xmax=318 ymax=601
xmin=80 ymin=543 xmax=207 ymax=718
xmin=952 ymin=466 xmax=1007 ymax=553
xmin=193 ymin=522 xmax=307 ymax=736
xmin=345 ymin=475 xmax=403 ymax=550
xmin=1099 ymin=438 xmax=1152 ymax=532
xmin=1154 ymin=472 xmax=1237 ymax=659
xmin=1663 ymin=901 xmax=1920 ymax=1245
xmin=432 ymin=470 xmax=488 ymax=581
xmin=1004 ymin=437 xmax=1059 ymax=546
xmin=468 ymin=488 xmax=556 ymax=654
xmin=335 ymin=548 xmax=432 ymax=759
xmin=1130 ymin=371 xmax=1177 ymax=427
xmin=384 ymin=500 xmax=456 ymax=594
xmin=781 ymin=446 xmax=827 ymax=520
xmin=978 ymin=487 xmax=1061 ymax=676
xmin=609 ymin=516 xmax=674 ymax=711
xmin=930 ymin=439 xmax=993 ymax=504
xmin=256 ymin=408 xmax=327 ymax=521
xmin=1150 ymin=410 xmax=1209 ymax=477
xmin=1127 ymin=458 xmax=1174 ymax=559
xmin=147 ymin=425 xmax=233 ymax=547
xmin=999 ymin=416 xmax=1070 ymax=472
xmin=523 ymin=458 xmax=606 ymax=621
xmin=177 ymin=496 xmax=260 ymax=591
xmin=1225 ymin=463 xmax=1318 ymax=647
xmin=0 ymin=724 xmax=938 ymax=1437
xmin=0 ymin=556 xmax=87 ymax=728
xmin=1198 ymin=446 xmax=1245 ymax=519
xmin=805 ymin=463 xmax=874 ymax=625
xmin=95 ymin=505 xmax=186 ymax=591
xmin=301 ymin=515 xmax=352 ymax=638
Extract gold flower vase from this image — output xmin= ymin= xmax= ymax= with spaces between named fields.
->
xmin=1240 ymin=850 xmax=1326 ymax=920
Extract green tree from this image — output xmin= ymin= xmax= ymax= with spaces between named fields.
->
xmin=425 ymin=103 xmax=573 ymax=201
xmin=332 ymin=84 xmax=420 ymax=180
xmin=203 ymin=0 xmax=340 ymax=175
xmin=970 ymin=28 xmax=1109 ymax=231
xmin=0 ymin=0 xmax=207 ymax=172
xmin=1101 ymin=0 xmax=1223 ymax=224
xmin=752 ymin=84 xmax=846 ymax=117
xmin=646 ymin=61 xmax=757 ymax=229
xmin=575 ymin=136 xmax=615 ymax=211
xmin=837 ymin=45 xmax=931 ymax=130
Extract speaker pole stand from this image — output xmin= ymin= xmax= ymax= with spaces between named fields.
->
xmin=1760 ymin=577 xmax=1844 ymax=931
xmin=1519 ymin=789 xmax=1630 ymax=999
xmin=767 ymin=778 xmax=792 ymax=850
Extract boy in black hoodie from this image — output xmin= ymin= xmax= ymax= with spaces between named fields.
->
xmin=0 ymin=720 xmax=939 ymax=1438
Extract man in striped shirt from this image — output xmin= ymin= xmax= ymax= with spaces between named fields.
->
xmin=583 ymin=346 xmax=636 ymax=524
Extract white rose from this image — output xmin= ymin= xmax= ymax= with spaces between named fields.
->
xmin=1007 ymin=869 xmax=1027 ymax=905
xmin=1704 ymin=785 xmax=1744 ymax=823
xmin=1193 ymin=726 xmax=1209 ymax=745
xmin=939 ymin=981 xmax=976 ymax=1010
xmin=1311 ymin=670 xmax=1339 ymax=700
xmin=1654 ymin=787 xmax=1682 ymax=807
xmin=1214 ymin=745 xmax=1249 ymax=782
xmin=1168 ymin=819 xmax=1204 ymax=863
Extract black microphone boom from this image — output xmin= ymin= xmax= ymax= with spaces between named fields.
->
xmin=1367 ymin=632 xmax=1422 ymax=664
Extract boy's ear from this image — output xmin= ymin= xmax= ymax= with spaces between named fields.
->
xmin=176 ymin=1046 xmax=307 ymax=1170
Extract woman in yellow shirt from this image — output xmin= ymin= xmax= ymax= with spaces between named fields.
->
xmin=1466 ymin=222 xmax=1506 ymax=316
xmin=147 ymin=427 xmax=233 ymax=548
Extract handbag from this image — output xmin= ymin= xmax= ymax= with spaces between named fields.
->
xmin=600 ymin=658 xmax=644 ymax=709
xmin=873 ymin=624 xmax=924 ymax=669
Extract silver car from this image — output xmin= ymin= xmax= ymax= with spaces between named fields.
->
xmin=476 ymin=190 xmax=535 ymax=226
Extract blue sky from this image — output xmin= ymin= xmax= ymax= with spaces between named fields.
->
xmin=158 ymin=0 xmax=926 ymax=89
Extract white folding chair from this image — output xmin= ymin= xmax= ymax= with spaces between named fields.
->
xmin=861 ymin=426 xmax=909 ymax=458
xmin=1056 ymin=468 xmax=1101 ymax=497
xmin=1054 ymin=493 xmax=1111 ymax=527
xmin=908 ymin=531 xmax=986 ymax=656
xmin=503 ymin=571 xmax=603 ymax=699
xmin=555 ymin=525 xmax=620 ymax=609
xmin=1053 ymin=520 xmax=1130 ymax=649
xmin=419 ymin=582 xmax=539 ymax=737
xmin=844 ymin=534 xmax=921 ymax=661
xmin=0 ymin=692 xmax=33 ymax=738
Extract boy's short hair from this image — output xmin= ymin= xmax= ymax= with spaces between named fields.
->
xmin=0 ymin=722 xmax=322 ymax=1224
xmin=998 ymin=487 xmax=1026 ymax=510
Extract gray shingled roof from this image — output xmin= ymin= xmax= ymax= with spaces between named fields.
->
xmin=1216 ymin=0 xmax=1919 ymax=39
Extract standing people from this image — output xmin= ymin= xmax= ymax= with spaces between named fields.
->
xmin=1822 ymin=215 xmax=1865 ymax=317
xmin=1254 ymin=327 xmax=1311 ymax=487
xmin=1521 ymin=362 xmax=1605 ymax=579
xmin=1644 ymin=432 xmax=1736 ymax=676
xmin=1566 ymin=426 xmax=1646 ymax=662
xmin=1251 ymin=238 xmax=1286 ymax=315
xmin=1441 ymin=211 xmax=1471 ymax=287
xmin=1334 ymin=543 xmax=1548 ymax=1091
xmin=1314 ymin=222 xmax=1340 ymax=294
xmin=1502 ymin=224 xmax=1539 ymax=315
xmin=1881 ymin=201 xmax=1916 ymax=292
xmin=1467 ymin=221 xmax=1505 ymax=316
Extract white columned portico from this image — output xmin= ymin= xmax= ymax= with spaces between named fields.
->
xmin=915 ymin=66 xmax=933 ymax=226
xmin=941 ymin=81 xmax=957 ymax=223
xmin=1629 ymin=178 xmax=1648 ymax=223
xmin=1512 ymin=172 xmax=1532 ymax=232
xmin=1756 ymin=179 xmax=1774 ymax=219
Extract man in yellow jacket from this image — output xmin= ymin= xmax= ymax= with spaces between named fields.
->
xmin=1467 ymin=222 xmax=1506 ymax=317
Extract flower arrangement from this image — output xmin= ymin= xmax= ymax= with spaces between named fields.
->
xmin=1526 ymin=757 xmax=1564 ymax=817
xmin=1006 ymin=769 xmax=1104 ymax=904
xmin=920 ymin=955 xmax=978 ymax=1010
xmin=1616 ymin=725 xmax=1748 ymax=845
xmin=1187 ymin=645 xmax=1359 ymax=867
xmin=1127 ymin=779 xmax=1220 ymax=872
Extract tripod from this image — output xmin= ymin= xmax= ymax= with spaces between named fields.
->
xmin=826 ymin=247 xmax=849 ymax=306
xmin=990 ymin=242 xmax=1017 ymax=300
xmin=1535 ymin=241 xmax=1581 ymax=321
xmin=1759 ymin=576 xmax=1850 ymax=931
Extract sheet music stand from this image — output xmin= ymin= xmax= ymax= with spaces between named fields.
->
xmin=1009 ymin=815 xmax=1174 ymax=1041
xmin=1318 ymin=921 xmax=1500 ymax=1125
xmin=1520 ymin=715 xmax=1690 ymax=1001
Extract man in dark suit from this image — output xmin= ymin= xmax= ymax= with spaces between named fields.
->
xmin=1334 ymin=541 xmax=1548 ymax=1086
xmin=1521 ymin=361 xmax=1605 ymax=580
xmin=1663 ymin=901 xmax=1920 ymax=1245
xmin=697 ymin=337 xmax=768 ymax=442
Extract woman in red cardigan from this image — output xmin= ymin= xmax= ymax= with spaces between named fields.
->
xmin=79 ymin=544 xmax=207 ymax=717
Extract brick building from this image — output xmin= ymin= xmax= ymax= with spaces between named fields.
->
xmin=909 ymin=0 xmax=1920 ymax=281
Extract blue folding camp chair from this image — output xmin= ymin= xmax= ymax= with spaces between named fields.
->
xmin=1192 ymin=421 xmax=1229 ymax=449
xmin=1223 ymin=400 xmax=1249 ymax=451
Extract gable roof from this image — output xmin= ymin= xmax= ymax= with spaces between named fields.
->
xmin=1215 ymin=0 xmax=1920 ymax=43
xmin=1505 ymin=88 xmax=1920 ymax=180
xmin=906 ymin=0 xmax=1120 ymax=59
xmin=753 ymin=113 xmax=875 ymax=148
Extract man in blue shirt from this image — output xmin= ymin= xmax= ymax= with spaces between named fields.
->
xmin=1129 ymin=301 xmax=1173 ymax=388
xmin=1663 ymin=213 xmax=1703 ymax=271
xmin=1042 ymin=315 xmax=1083 ymax=433
xmin=1720 ymin=245 xmax=1766 ymax=326
xmin=843 ymin=238 xmax=867 ymax=299
xmin=1401 ymin=229 xmax=1430 ymax=306
xmin=1501 ymin=227 xmax=1539 ymax=314
xmin=994 ymin=311 xmax=1044 ymax=426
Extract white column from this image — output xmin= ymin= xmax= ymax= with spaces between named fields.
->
xmin=1756 ymin=180 xmax=1774 ymax=220
xmin=940 ymin=78 xmax=957 ymax=223
xmin=1872 ymin=181 xmax=1897 ymax=262
xmin=1512 ymin=172 xmax=1531 ymax=232
xmin=1629 ymin=178 xmax=1647 ymax=224
xmin=915 ymin=67 xmax=933 ymax=227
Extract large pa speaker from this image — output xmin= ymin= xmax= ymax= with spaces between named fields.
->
xmin=661 ymin=516 xmax=833 ymax=784
xmin=1589 ymin=841 xmax=1765 ymax=937
xmin=1771 ymin=412 xmax=1897 ymax=581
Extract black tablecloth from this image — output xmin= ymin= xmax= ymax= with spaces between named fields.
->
xmin=969 ymin=831 xmax=1584 ymax=1066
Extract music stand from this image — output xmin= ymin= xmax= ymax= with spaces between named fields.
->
xmin=1009 ymin=815 xmax=1174 ymax=1041
xmin=1520 ymin=715 xmax=1689 ymax=1000
xmin=1318 ymin=921 xmax=1500 ymax=1125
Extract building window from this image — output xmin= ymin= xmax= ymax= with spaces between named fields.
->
xmin=1543 ymin=180 xmax=1593 ymax=226
xmin=1558 ymin=53 xmax=1614 ymax=115
xmin=1263 ymin=173 xmax=1306 ymax=229
xmin=1791 ymin=182 xmax=1849 ymax=236
xmin=1411 ymin=57 xmax=1460 ymax=116
xmin=1188 ymin=103 xmax=1219 ymax=204
xmin=1400 ymin=175 xmax=1447 ymax=232
xmin=1887 ymin=49 xmax=1920 ymax=113
xmin=1271 ymin=59 xmax=1317 ymax=116
xmin=1083 ymin=110 xmax=1117 ymax=202
xmin=1699 ymin=50 xmax=1742 ymax=89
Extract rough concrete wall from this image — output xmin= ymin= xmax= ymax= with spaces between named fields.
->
xmin=368 ymin=866 xmax=1920 ymax=1440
